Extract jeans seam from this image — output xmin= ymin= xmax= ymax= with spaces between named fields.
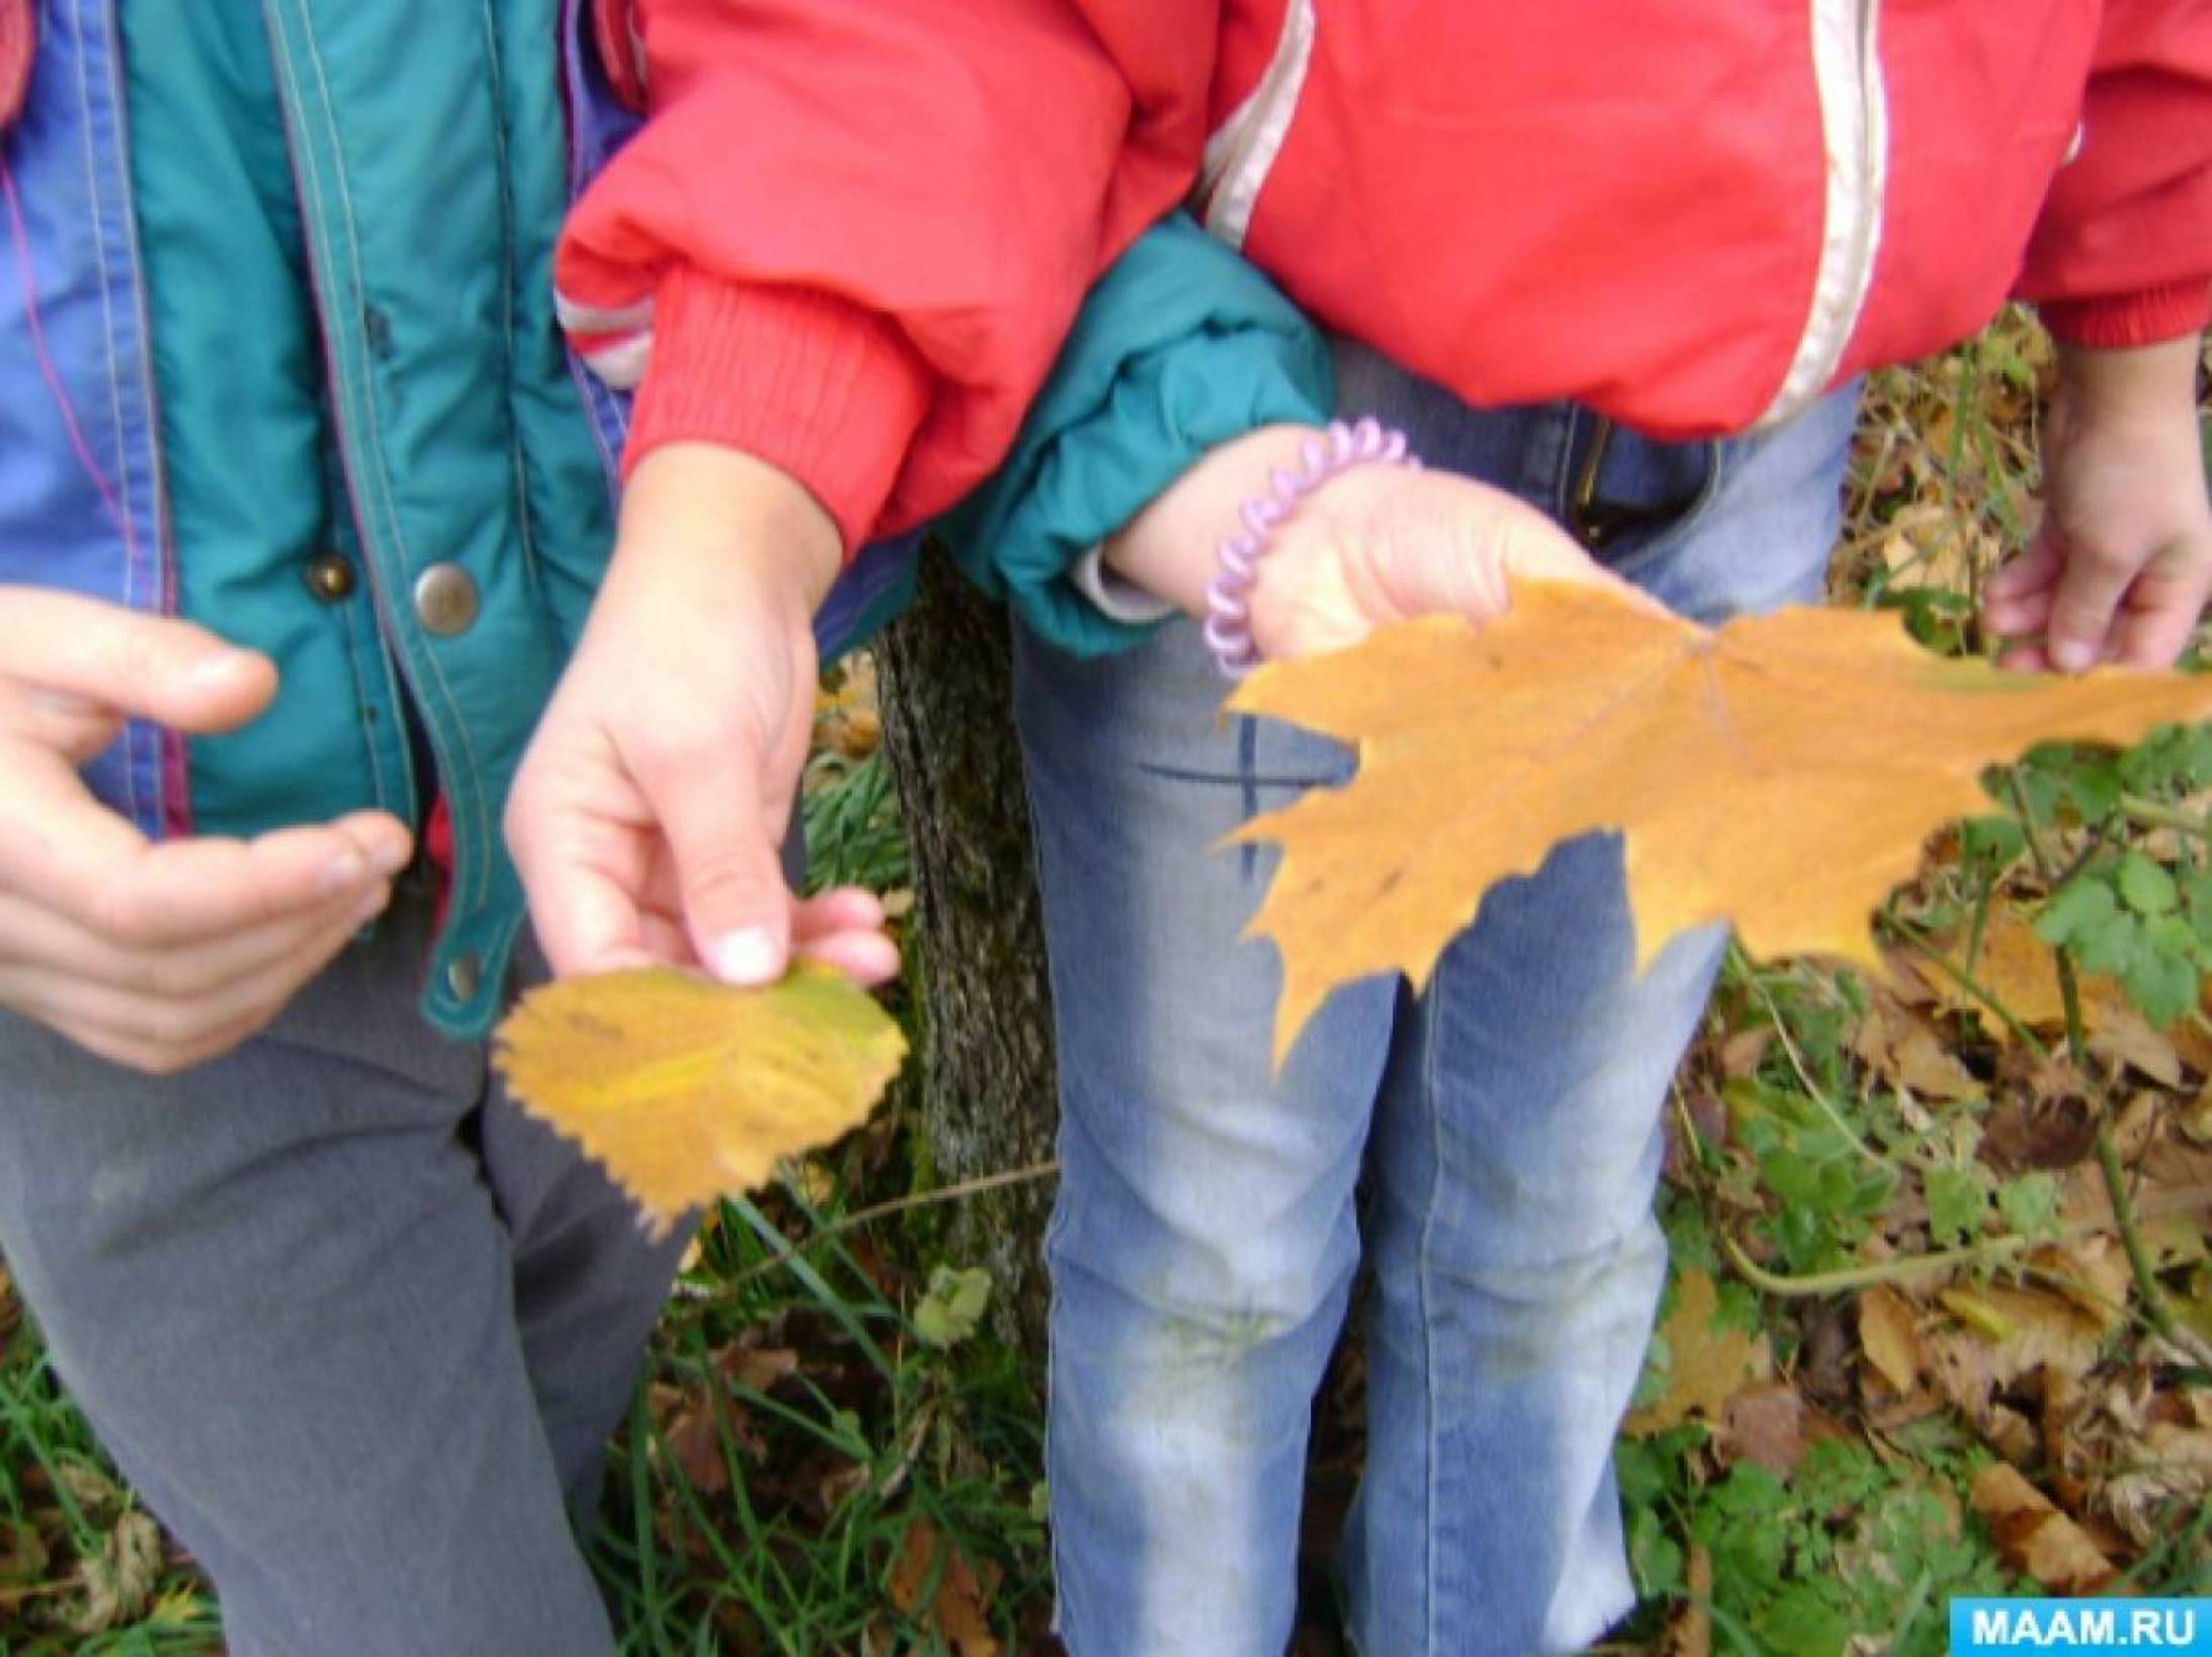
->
xmin=1415 ymin=963 xmax=1447 ymax=1654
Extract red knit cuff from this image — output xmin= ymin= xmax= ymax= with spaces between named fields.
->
xmin=2039 ymin=279 xmax=2212 ymax=351
xmin=0 ymin=0 xmax=34 ymax=130
xmin=624 ymin=270 xmax=932 ymax=556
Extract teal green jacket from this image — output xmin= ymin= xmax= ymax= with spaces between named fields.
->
xmin=114 ymin=3 xmax=615 ymax=1034
xmin=2 ymin=4 xmax=906 ymax=1035
xmin=942 ymin=212 xmax=1335 ymax=658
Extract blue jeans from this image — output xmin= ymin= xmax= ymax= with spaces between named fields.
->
xmin=1015 ymin=344 xmax=1858 ymax=1657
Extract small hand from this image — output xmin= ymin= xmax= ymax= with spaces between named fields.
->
xmin=506 ymin=445 xmax=899 ymax=989
xmin=1101 ymin=424 xmax=1655 ymax=665
xmin=1244 ymin=458 xmax=1655 ymax=661
xmin=1984 ymin=334 xmax=2212 ymax=673
xmin=0 ymin=588 xmax=412 ymax=1073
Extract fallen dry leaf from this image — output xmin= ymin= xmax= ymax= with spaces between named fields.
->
xmin=64 ymin=1511 xmax=161 ymax=1636
xmin=1938 ymin=1285 xmax=2107 ymax=1389
xmin=815 ymin=654 xmax=883 ymax=759
xmin=1658 ymin=1545 xmax=1713 ymax=1657
xmin=2089 ymin=1013 xmax=2186 ymax=1090
xmin=1230 ymin=586 xmax=2212 ymax=1060
xmin=1853 ymin=992 xmax=1983 ymax=1102
xmin=2031 ymin=1235 xmax=2133 ymax=1333
xmin=1857 ymin=1285 xmax=1924 ymax=1395
xmin=718 ymin=1342 xmax=803 ymax=1396
xmin=1936 ymin=911 xmax=2074 ymax=1037
xmin=2179 ymin=1086 xmax=2212 ymax=1144
xmin=887 ymin=1518 xmax=1001 ymax=1657
xmin=1717 ymin=1380 xmax=1844 ymax=1476
xmin=1970 ymin=1462 xmax=2119 ymax=1594
xmin=1625 ymin=1267 xmax=1772 ymax=1435
xmin=494 ymin=966 xmax=907 ymax=1234
xmin=664 ymin=1397 xmax=734 ymax=1495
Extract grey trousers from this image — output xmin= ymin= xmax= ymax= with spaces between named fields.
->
xmin=0 ymin=880 xmax=689 ymax=1655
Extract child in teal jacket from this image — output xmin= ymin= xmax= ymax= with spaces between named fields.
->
xmin=0 ymin=4 xmax=1173 ymax=1650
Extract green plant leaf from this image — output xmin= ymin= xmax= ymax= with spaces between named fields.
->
xmin=1924 ymin=1163 xmax=1992 ymax=1248
xmin=911 ymin=1265 xmax=994 ymax=1351
xmin=2117 ymin=853 xmax=2179 ymax=916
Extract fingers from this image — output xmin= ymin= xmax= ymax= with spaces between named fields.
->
xmin=1987 ymin=533 xmax=2212 ymax=674
xmin=2039 ymin=544 xmax=2141 ymax=674
xmin=506 ymin=772 xmax=666 ymax=978
xmin=1360 ymin=476 xmax=1666 ymax=634
xmin=1984 ymin=535 xmax=2063 ymax=662
xmin=649 ymin=738 xmax=797 ymax=985
xmin=0 ymin=876 xmax=388 ymax=1002
xmin=795 ymin=887 xmax=886 ymax=935
xmin=2106 ymin=558 xmax=2212 ymax=670
xmin=512 ymin=708 xmax=801 ymax=986
xmin=0 ymin=773 xmax=410 ymax=948
xmin=0 ymin=888 xmax=380 ymax=1075
xmin=792 ymin=887 xmax=899 ymax=986
xmin=796 ymin=928 xmax=901 ymax=986
xmin=0 ymin=588 xmax=275 ymax=742
xmin=1493 ymin=514 xmax=1668 ymax=617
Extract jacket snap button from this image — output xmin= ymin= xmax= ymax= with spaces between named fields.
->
xmin=303 ymin=551 xmax=356 ymax=602
xmin=445 ymin=953 xmax=482 ymax=1003
xmin=413 ymin=564 xmax=479 ymax=637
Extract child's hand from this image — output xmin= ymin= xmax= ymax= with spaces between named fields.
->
xmin=1244 ymin=459 xmax=1655 ymax=660
xmin=0 ymin=588 xmax=411 ymax=1073
xmin=1986 ymin=334 xmax=2212 ymax=672
xmin=1103 ymin=425 xmax=1651 ymax=663
xmin=506 ymin=445 xmax=899 ymax=989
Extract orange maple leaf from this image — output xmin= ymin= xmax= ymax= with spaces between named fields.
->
xmin=1229 ymin=584 xmax=2212 ymax=1064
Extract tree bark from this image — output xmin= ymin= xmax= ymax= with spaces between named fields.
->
xmin=874 ymin=550 xmax=1058 ymax=1361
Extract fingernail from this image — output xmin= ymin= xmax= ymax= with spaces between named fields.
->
xmin=316 ymin=848 xmax=369 ymax=898
xmin=2050 ymin=640 xmax=2093 ymax=674
xmin=709 ymin=927 xmax=782 ymax=986
xmin=189 ymin=649 xmax=257 ymax=689
xmin=366 ymin=837 xmax=411 ymax=876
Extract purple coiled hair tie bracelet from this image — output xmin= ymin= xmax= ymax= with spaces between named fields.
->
xmin=1202 ymin=416 xmax=1421 ymax=679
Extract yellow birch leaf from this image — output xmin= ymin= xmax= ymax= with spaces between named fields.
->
xmin=493 ymin=965 xmax=907 ymax=1235
xmin=1230 ymin=585 xmax=2212 ymax=1064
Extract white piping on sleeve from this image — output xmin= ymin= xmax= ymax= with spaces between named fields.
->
xmin=1068 ymin=546 xmax=1181 ymax=626
xmin=575 ymin=331 xmax=652 ymax=391
xmin=1756 ymin=0 xmax=1888 ymax=429
xmin=1199 ymin=0 xmax=1316 ymax=251
xmin=554 ymin=293 xmax=656 ymax=337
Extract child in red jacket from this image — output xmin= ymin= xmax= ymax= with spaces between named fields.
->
xmin=928 ymin=4 xmax=2212 ymax=1653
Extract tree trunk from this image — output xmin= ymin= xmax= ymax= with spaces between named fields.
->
xmin=874 ymin=550 xmax=1058 ymax=1361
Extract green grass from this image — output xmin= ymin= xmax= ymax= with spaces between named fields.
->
xmin=0 ymin=1305 xmax=224 ymax=1654
xmin=589 ymin=1178 xmax=1054 ymax=1655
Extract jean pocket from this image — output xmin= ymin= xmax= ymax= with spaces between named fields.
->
xmin=1563 ymin=413 xmax=1724 ymax=587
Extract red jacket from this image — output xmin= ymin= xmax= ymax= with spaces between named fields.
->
xmin=1172 ymin=0 xmax=2212 ymax=436
xmin=554 ymin=1 xmax=1197 ymax=554
xmin=559 ymin=0 xmax=2211 ymax=553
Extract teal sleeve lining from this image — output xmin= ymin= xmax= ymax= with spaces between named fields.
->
xmin=940 ymin=211 xmax=1334 ymax=658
